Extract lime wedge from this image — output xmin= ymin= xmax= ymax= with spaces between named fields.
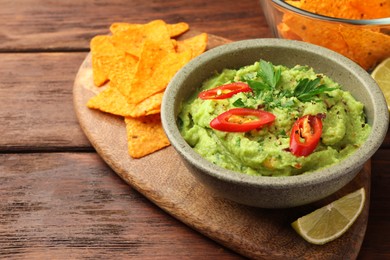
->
xmin=292 ymin=188 xmax=365 ymax=245
xmin=372 ymin=57 xmax=390 ymax=111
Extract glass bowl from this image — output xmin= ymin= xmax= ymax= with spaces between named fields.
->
xmin=259 ymin=0 xmax=390 ymax=71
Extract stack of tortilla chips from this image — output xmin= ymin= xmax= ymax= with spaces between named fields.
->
xmin=87 ymin=20 xmax=208 ymax=158
xmin=278 ymin=0 xmax=390 ymax=70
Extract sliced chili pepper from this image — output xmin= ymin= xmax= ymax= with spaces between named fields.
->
xmin=210 ymin=108 xmax=276 ymax=132
xmin=198 ymin=82 xmax=252 ymax=100
xmin=289 ymin=114 xmax=323 ymax=157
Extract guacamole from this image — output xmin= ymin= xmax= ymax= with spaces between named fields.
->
xmin=178 ymin=60 xmax=371 ymax=176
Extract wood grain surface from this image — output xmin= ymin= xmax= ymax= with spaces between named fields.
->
xmin=0 ymin=152 xmax=241 ymax=259
xmin=0 ymin=0 xmax=272 ymax=52
xmin=0 ymin=53 xmax=90 ymax=152
xmin=1 ymin=0 xmax=389 ymax=259
xmin=73 ymin=32 xmax=371 ymax=259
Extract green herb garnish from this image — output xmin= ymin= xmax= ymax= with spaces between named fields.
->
xmin=246 ymin=60 xmax=281 ymax=97
xmin=293 ymin=77 xmax=336 ymax=102
xmin=247 ymin=80 xmax=271 ymax=97
xmin=258 ymin=59 xmax=281 ymax=89
xmin=242 ymin=61 xmax=335 ymax=109
xmin=232 ymin=98 xmax=246 ymax=107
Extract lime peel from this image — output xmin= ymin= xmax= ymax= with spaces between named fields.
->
xmin=292 ymin=188 xmax=366 ymax=245
xmin=371 ymin=57 xmax=390 ymax=112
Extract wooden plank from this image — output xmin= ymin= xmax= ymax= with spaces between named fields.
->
xmin=0 ymin=152 xmax=243 ymax=259
xmin=359 ymin=149 xmax=390 ymax=259
xmin=0 ymin=0 xmax=272 ymax=51
xmin=382 ymin=128 xmax=390 ymax=148
xmin=0 ymin=52 xmax=91 ymax=151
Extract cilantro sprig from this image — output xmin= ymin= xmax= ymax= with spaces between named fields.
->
xmin=293 ymin=77 xmax=336 ymax=102
xmin=247 ymin=59 xmax=281 ymax=97
xmin=258 ymin=59 xmax=281 ymax=89
xmin=238 ymin=60 xmax=336 ymax=109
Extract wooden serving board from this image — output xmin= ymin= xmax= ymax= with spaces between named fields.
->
xmin=73 ymin=31 xmax=370 ymax=259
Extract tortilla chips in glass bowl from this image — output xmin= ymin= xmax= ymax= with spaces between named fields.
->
xmin=259 ymin=0 xmax=390 ymax=71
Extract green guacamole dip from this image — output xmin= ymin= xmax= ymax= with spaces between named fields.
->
xmin=178 ymin=60 xmax=371 ymax=176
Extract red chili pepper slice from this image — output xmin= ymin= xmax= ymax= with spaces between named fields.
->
xmin=289 ymin=114 xmax=323 ymax=157
xmin=210 ymin=108 xmax=276 ymax=132
xmin=198 ymin=82 xmax=252 ymax=100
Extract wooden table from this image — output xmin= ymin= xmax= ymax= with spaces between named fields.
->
xmin=1 ymin=0 xmax=389 ymax=259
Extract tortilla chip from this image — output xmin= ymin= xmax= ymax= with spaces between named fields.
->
xmin=127 ymin=39 xmax=191 ymax=104
xmin=87 ymin=85 xmax=163 ymax=117
xmin=349 ymin=0 xmax=390 ymax=19
xmin=90 ymin=35 xmax=125 ymax=87
xmin=128 ymin=92 xmax=164 ymax=117
xmin=339 ymin=26 xmax=390 ymax=70
xmin=110 ymin=19 xmax=172 ymax=57
xmin=166 ymin=22 xmax=190 ymax=37
xmin=125 ymin=115 xmax=170 ymax=158
xmin=91 ymin=55 xmax=110 ymax=87
xmin=277 ymin=23 xmax=302 ymax=41
xmin=281 ymin=14 xmax=351 ymax=58
xmin=285 ymin=0 xmax=301 ymax=8
xmin=110 ymin=21 xmax=189 ymax=38
xmin=294 ymin=0 xmax=364 ymax=19
xmin=108 ymin=53 xmax=138 ymax=98
xmin=87 ymin=85 xmax=134 ymax=116
xmin=286 ymin=0 xmax=390 ymax=19
xmin=279 ymin=7 xmax=390 ymax=70
xmin=87 ymin=20 xmax=208 ymax=158
xmin=176 ymin=33 xmax=208 ymax=58
xmin=109 ymin=22 xmax=142 ymax=34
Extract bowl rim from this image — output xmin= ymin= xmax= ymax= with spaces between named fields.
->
xmin=270 ymin=0 xmax=390 ymax=25
xmin=161 ymin=38 xmax=388 ymax=189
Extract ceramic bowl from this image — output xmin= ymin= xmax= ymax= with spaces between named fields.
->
xmin=161 ymin=39 xmax=389 ymax=208
xmin=259 ymin=0 xmax=390 ymax=71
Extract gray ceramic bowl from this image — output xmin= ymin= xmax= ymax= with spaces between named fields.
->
xmin=161 ymin=39 xmax=389 ymax=208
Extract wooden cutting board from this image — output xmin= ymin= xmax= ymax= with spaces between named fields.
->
xmin=73 ymin=31 xmax=370 ymax=259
